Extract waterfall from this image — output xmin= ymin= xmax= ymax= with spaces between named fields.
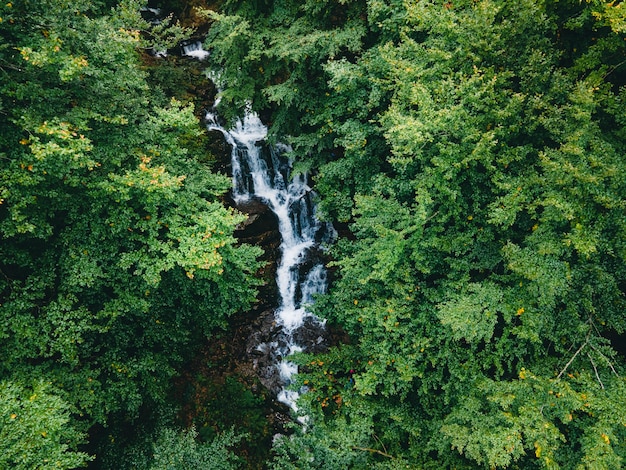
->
xmin=181 ymin=40 xmax=210 ymax=60
xmin=206 ymin=110 xmax=334 ymax=413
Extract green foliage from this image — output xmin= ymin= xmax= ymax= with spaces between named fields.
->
xmin=204 ymin=0 xmax=380 ymax=219
xmin=99 ymin=420 xmax=244 ymax=470
xmin=3 ymin=0 xmax=625 ymax=467
xmin=271 ymin=411 xmax=378 ymax=469
xmin=183 ymin=375 xmax=272 ymax=464
xmin=0 ymin=381 xmax=92 ymax=469
xmin=150 ymin=426 xmax=242 ymax=470
xmin=441 ymin=372 xmax=626 ymax=469
xmin=208 ymin=0 xmax=626 ymax=467
xmin=0 ymin=0 xmax=262 ymax=466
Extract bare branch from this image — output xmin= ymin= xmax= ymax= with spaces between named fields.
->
xmin=587 ymin=352 xmax=604 ymax=389
xmin=372 ymin=434 xmax=388 ymax=455
xmin=556 ymin=342 xmax=587 ymax=380
xmin=603 ymin=59 xmax=626 ymax=81
xmin=351 ymin=446 xmax=395 ymax=459
xmin=589 ymin=316 xmax=603 ymax=338
xmin=588 ymin=342 xmax=620 ymax=378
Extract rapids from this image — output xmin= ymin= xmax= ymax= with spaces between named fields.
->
xmin=206 ymin=110 xmax=334 ymax=414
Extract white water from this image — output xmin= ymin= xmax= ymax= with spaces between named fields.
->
xmin=182 ymin=41 xmax=210 ymax=60
xmin=206 ymin=110 xmax=332 ymax=412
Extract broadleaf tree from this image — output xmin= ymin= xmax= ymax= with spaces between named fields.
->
xmin=206 ymin=0 xmax=626 ymax=467
xmin=0 ymin=0 xmax=261 ymax=465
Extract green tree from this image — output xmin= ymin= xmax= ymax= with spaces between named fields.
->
xmin=206 ymin=0 xmax=626 ymax=467
xmin=0 ymin=0 xmax=261 ymax=464
xmin=0 ymin=381 xmax=91 ymax=469
xmin=204 ymin=0 xmax=384 ymax=222
xmin=150 ymin=427 xmax=242 ymax=470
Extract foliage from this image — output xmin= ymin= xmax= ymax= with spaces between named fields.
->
xmin=203 ymin=0 xmax=380 ymax=212
xmin=150 ymin=426 xmax=242 ymax=470
xmin=207 ymin=0 xmax=626 ymax=468
xmin=0 ymin=381 xmax=92 ymax=469
xmin=97 ymin=421 xmax=244 ymax=470
xmin=183 ymin=375 xmax=273 ymax=466
xmin=3 ymin=0 xmax=626 ymax=467
xmin=0 ymin=0 xmax=261 ymax=466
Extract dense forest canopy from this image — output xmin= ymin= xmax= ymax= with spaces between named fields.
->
xmin=206 ymin=0 xmax=626 ymax=468
xmin=0 ymin=0 xmax=260 ymax=467
xmin=1 ymin=0 xmax=626 ymax=468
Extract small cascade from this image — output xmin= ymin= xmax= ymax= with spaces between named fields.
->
xmin=181 ymin=40 xmax=210 ymax=60
xmin=206 ymin=110 xmax=334 ymax=413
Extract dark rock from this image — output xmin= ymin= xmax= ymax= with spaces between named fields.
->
xmin=269 ymin=409 xmax=294 ymax=435
xmin=230 ymin=197 xmax=282 ymax=312
xmin=235 ymin=197 xmax=272 ymax=216
xmin=206 ymin=129 xmax=232 ymax=174
xmin=291 ymin=317 xmax=329 ymax=355
xmin=235 ymin=200 xmax=280 ymax=238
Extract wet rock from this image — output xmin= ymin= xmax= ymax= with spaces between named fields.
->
xmin=269 ymin=409 xmax=294 ymax=435
xmin=291 ymin=317 xmax=329 ymax=355
xmin=235 ymin=311 xmax=330 ymax=396
xmin=207 ymin=129 xmax=232 ymax=174
xmin=243 ymin=310 xmax=285 ymax=395
xmin=231 ymin=198 xmax=282 ymax=311
xmin=235 ymin=199 xmax=279 ymax=238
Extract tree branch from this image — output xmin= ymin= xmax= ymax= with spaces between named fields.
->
xmin=587 ymin=352 xmax=604 ymax=389
xmin=372 ymin=433 xmax=388 ymax=455
xmin=588 ymin=342 xmax=620 ymax=378
xmin=556 ymin=341 xmax=587 ymax=380
xmin=351 ymin=446 xmax=395 ymax=459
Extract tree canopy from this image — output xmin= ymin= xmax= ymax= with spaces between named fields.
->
xmin=2 ymin=0 xmax=626 ymax=468
xmin=206 ymin=0 xmax=626 ymax=468
xmin=1 ymin=0 xmax=260 ymax=466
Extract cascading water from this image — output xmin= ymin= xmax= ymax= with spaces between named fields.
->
xmin=181 ymin=40 xmax=210 ymax=60
xmin=205 ymin=110 xmax=334 ymax=414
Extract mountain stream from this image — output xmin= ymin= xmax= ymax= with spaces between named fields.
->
xmin=205 ymin=110 xmax=334 ymax=416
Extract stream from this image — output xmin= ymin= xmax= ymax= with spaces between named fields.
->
xmin=205 ymin=109 xmax=335 ymax=415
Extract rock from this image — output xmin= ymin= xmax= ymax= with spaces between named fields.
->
xmin=291 ymin=317 xmax=329 ymax=355
xmin=235 ymin=197 xmax=271 ymax=216
xmin=207 ymin=129 xmax=232 ymax=174
xmin=235 ymin=200 xmax=279 ymax=238
xmin=230 ymin=197 xmax=282 ymax=312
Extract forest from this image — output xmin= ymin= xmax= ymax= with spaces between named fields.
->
xmin=1 ymin=0 xmax=626 ymax=468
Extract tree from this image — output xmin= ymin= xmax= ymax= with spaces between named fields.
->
xmin=0 ymin=0 xmax=261 ymax=464
xmin=0 ymin=381 xmax=91 ymax=469
xmin=150 ymin=427 xmax=242 ymax=470
xmin=206 ymin=0 xmax=626 ymax=467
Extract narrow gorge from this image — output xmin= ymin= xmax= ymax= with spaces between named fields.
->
xmin=206 ymin=108 xmax=335 ymax=415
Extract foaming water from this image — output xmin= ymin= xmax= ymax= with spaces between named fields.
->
xmin=206 ymin=110 xmax=333 ymax=413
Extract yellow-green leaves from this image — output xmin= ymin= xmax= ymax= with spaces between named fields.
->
xmin=0 ymin=381 xmax=92 ymax=469
xmin=438 ymin=283 xmax=503 ymax=343
xmin=0 ymin=0 xmax=262 ymax=456
xmin=250 ymin=0 xmax=626 ymax=467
